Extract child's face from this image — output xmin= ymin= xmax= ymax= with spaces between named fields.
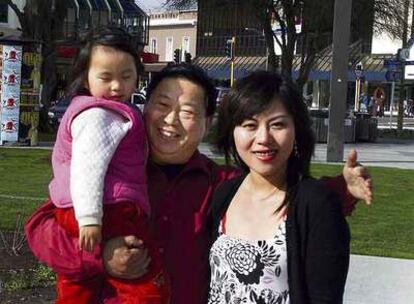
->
xmin=85 ymin=45 xmax=138 ymax=102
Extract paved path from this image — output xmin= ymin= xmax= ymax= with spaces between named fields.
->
xmin=313 ymin=139 xmax=414 ymax=169
xmin=200 ymin=138 xmax=414 ymax=169
xmin=344 ymin=255 xmax=414 ymax=304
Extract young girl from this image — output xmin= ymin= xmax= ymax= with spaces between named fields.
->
xmin=209 ymin=71 xmax=350 ymax=303
xmin=34 ymin=27 xmax=169 ymax=303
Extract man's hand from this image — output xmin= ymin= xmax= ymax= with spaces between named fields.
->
xmin=103 ymin=235 xmax=151 ymax=279
xmin=343 ymin=149 xmax=373 ymax=205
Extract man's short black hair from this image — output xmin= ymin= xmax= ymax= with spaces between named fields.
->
xmin=147 ymin=63 xmax=217 ymax=117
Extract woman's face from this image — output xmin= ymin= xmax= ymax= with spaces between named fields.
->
xmin=233 ymin=99 xmax=295 ymax=181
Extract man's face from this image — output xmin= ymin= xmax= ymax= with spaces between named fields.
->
xmin=144 ymin=77 xmax=209 ymax=165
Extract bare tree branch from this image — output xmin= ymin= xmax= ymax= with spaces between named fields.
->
xmin=0 ymin=0 xmax=24 ymax=27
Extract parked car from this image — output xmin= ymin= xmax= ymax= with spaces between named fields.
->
xmin=131 ymin=87 xmax=146 ymax=112
xmin=48 ymin=95 xmax=71 ymax=130
xmin=48 ymin=89 xmax=146 ymax=130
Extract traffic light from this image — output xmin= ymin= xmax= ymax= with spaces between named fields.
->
xmin=174 ymin=49 xmax=181 ymax=63
xmin=225 ymin=39 xmax=234 ymax=59
xmin=184 ymin=52 xmax=192 ymax=64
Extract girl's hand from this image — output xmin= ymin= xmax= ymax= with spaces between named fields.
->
xmin=79 ymin=225 xmax=102 ymax=252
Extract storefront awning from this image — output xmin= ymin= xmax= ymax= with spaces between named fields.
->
xmin=119 ymin=0 xmax=146 ymax=17
xmin=193 ymin=56 xmax=266 ymax=79
xmin=293 ymin=40 xmax=391 ymax=82
xmin=106 ymin=0 xmax=122 ymax=12
xmin=144 ymin=62 xmax=171 ymax=73
xmin=75 ymin=0 xmax=90 ymax=9
xmin=195 ymin=54 xmax=390 ymax=82
xmin=292 ymin=53 xmax=392 ymax=82
xmin=89 ymin=0 xmax=109 ymax=10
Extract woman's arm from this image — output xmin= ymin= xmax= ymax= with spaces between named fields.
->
xmin=321 ymin=150 xmax=372 ymax=216
xmin=304 ymin=182 xmax=351 ymax=303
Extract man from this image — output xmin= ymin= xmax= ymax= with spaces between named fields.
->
xmin=25 ymin=64 xmax=372 ymax=304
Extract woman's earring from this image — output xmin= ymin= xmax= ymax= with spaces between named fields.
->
xmin=294 ymin=141 xmax=299 ymax=158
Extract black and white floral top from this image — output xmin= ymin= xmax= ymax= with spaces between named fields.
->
xmin=208 ymin=219 xmax=290 ymax=304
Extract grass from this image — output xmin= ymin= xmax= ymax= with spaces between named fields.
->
xmin=312 ymin=163 xmax=414 ymax=259
xmin=0 ymin=148 xmax=413 ymax=259
xmin=0 ymin=148 xmax=51 ymax=229
xmin=3 ymin=263 xmax=55 ymax=292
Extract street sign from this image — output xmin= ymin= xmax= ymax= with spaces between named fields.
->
xmin=385 ymin=70 xmax=402 ymax=82
xmin=383 ymin=58 xmax=401 ymax=69
xmin=398 ymin=48 xmax=410 ymax=61
xmin=404 ymin=65 xmax=414 ymax=80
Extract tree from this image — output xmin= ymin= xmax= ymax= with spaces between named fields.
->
xmin=165 ymin=0 xmax=408 ymax=90
xmin=0 ymin=0 xmax=69 ymax=130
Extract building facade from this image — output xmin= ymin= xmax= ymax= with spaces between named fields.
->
xmin=196 ymin=0 xmax=265 ymax=57
xmin=0 ymin=1 xmax=25 ymax=36
xmin=145 ymin=8 xmax=197 ymax=62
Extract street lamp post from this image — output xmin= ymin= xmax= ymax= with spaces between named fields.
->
xmin=225 ymin=37 xmax=236 ymax=87
xmin=354 ymin=61 xmax=363 ymax=112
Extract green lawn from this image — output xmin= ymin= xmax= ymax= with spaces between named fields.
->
xmin=0 ymin=148 xmax=51 ymax=228
xmin=312 ymin=163 xmax=414 ymax=259
xmin=0 ymin=148 xmax=413 ymax=259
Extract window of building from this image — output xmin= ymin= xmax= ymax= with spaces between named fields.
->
xmin=0 ymin=4 xmax=8 ymax=23
xmin=150 ymin=38 xmax=157 ymax=54
xmin=182 ymin=36 xmax=190 ymax=61
xmin=165 ymin=37 xmax=173 ymax=61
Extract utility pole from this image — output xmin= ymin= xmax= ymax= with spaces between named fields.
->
xmin=398 ymin=0 xmax=410 ymax=134
xmin=327 ymin=0 xmax=352 ymax=162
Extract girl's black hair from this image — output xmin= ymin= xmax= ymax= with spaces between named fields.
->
xmin=215 ymin=70 xmax=315 ymax=190
xmin=66 ymin=26 xmax=143 ymax=96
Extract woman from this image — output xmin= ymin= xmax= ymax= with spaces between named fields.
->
xmin=209 ymin=71 xmax=350 ymax=303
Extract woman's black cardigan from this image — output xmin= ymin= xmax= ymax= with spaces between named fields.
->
xmin=210 ymin=175 xmax=350 ymax=304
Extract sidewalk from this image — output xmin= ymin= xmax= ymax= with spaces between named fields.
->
xmin=3 ymin=138 xmax=414 ymax=170
xmin=200 ymin=138 xmax=414 ymax=170
xmin=344 ymin=255 xmax=414 ymax=304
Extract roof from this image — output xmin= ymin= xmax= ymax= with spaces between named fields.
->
xmin=0 ymin=35 xmax=41 ymax=45
xmin=89 ymin=0 xmax=109 ymax=10
xmin=119 ymin=0 xmax=147 ymax=17
xmin=292 ymin=40 xmax=394 ymax=81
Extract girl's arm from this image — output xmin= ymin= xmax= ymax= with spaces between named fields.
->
xmin=71 ymin=107 xmax=130 ymax=228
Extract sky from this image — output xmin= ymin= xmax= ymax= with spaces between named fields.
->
xmin=136 ymin=0 xmax=164 ymax=11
